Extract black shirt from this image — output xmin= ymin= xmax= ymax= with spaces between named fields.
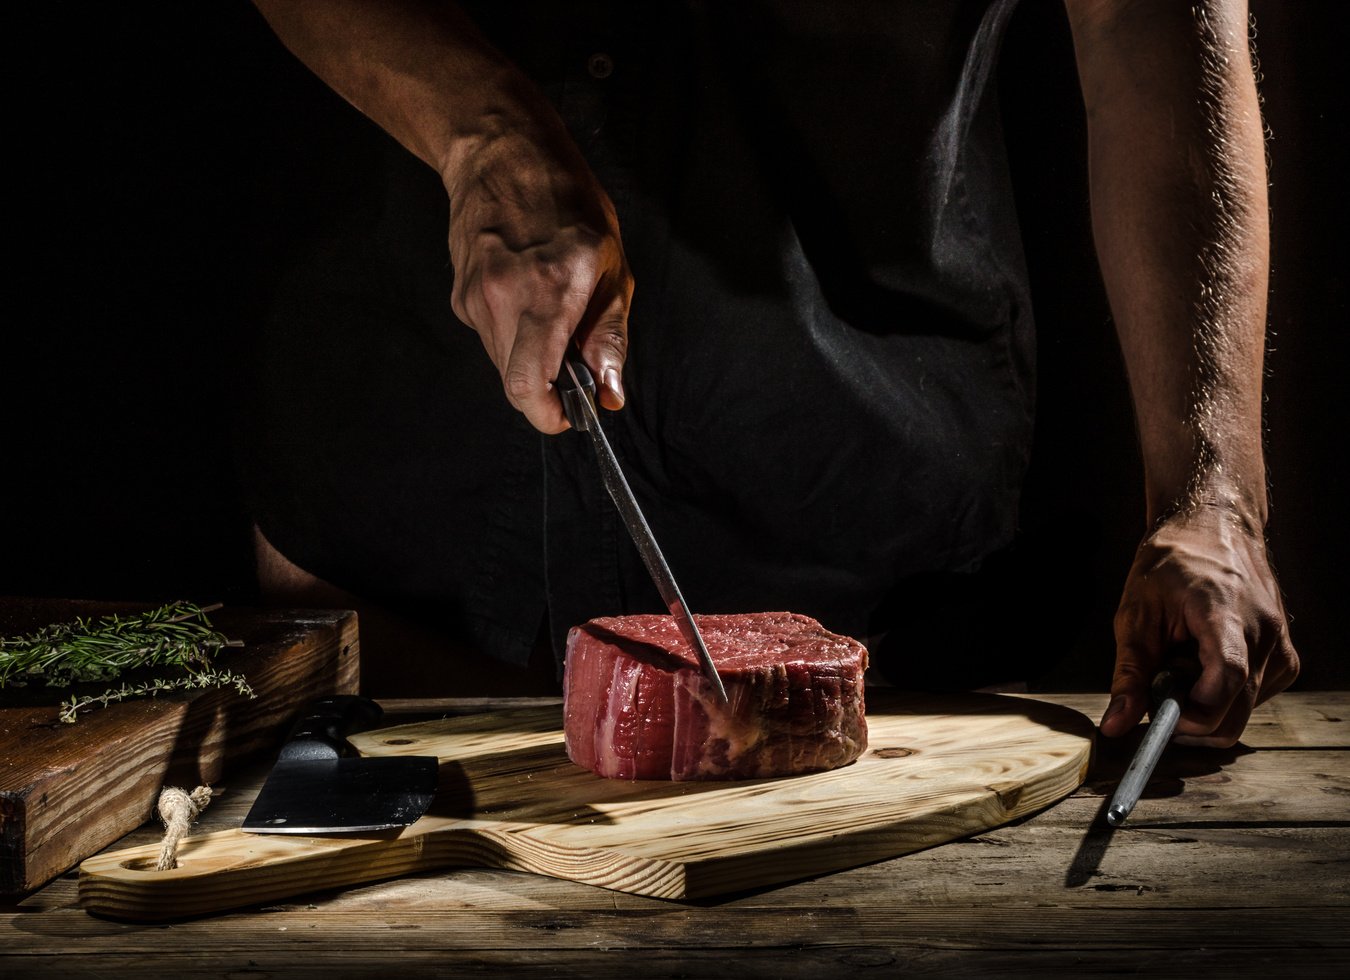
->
xmin=243 ymin=0 xmax=1036 ymax=676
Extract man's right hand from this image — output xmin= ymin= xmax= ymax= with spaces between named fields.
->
xmin=253 ymin=0 xmax=632 ymax=433
xmin=444 ymin=126 xmax=632 ymax=433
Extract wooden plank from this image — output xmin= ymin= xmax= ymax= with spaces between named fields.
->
xmin=18 ymin=822 xmax=1350 ymax=917
xmin=76 ymin=692 xmax=1095 ymax=918
xmin=2 ymin=947 xmax=1347 ymax=980
xmin=1017 ymin=691 xmax=1350 ymax=748
xmin=10 ymin=831 xmax=1350 ymax=928
xmin=7 ymin=905 xmax=1348 ymax=951
xmin=1059 ymin=745 xmax=1350 ymax=826
xmin=1258 ymin=692 xmax=1350 ymax=747
xmin=0 ymin=603 xmax=359 ymax=893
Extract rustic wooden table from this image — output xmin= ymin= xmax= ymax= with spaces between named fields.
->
xmin=3 ymin=692 xmax=1347 ymax=977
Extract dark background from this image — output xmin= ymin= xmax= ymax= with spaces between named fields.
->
xmin=5 ymin=2 xmax=1345 ymax=692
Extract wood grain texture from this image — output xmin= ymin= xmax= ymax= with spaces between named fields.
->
xmin=5 ymin=946 xmax=1347 ymax=980
xmin=4 ymin=693 xmax=1345 ymax=978
xmin=1016 ymin=691 xmax=1350 ymax=748
xmin=0 ymin=603 xmax=359 ymax=893
xmin=76 ymin=691 xmax=1094 ymax=919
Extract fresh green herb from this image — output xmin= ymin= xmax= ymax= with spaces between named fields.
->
xmin=57 ymin=669 xmax=254 ymax=724
xmin=0 ymin=601 xmax=253 ymax=722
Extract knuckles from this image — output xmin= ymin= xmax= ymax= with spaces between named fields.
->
xmin=587 ymin=321 xmax=630 ymax=362
xmin=1216 ymin=650 xmax=1251 ymax=691
xmin=1112 ymin=602 xmax=1147 ymax=641
xmin=503 ymin=366 xmax=543 ymax=404
xmin=457 ymin=234 xmax=628 ymax=326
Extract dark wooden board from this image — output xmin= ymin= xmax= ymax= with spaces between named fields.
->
xmin=1011 ymin=692 xmax=1350 ymax=748
xmin=0 ymin=600 xmax=359 ymax=893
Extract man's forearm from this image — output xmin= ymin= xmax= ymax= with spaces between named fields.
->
xmin=254 ymin=0 xmax=633 ymax=433
xmin=253 ymin=0 xmax=558 ymax=180
xmin=1066 ymin=0 xmax=1269 ymax=530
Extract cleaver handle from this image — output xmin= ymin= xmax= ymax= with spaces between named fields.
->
xmin=277 ymin=695 xmax=384 ymax=762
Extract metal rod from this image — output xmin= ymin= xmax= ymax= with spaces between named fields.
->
xmin=1105 ymin=696 xmax=1181 ymax=826
xmin=1105 ymin=668 xmax=1190 ymax=827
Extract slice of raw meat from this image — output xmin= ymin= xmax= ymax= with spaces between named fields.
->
xmin=563 ymin=612 xmax=867 ymax=781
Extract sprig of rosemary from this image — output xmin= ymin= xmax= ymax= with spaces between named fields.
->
xmin=0 ymin=601 xmax=254 ymax=723
xmin=0 ymin=601 xmax=240 ymax=688
xmin=57 ymin=669 xmax=254 ymax=724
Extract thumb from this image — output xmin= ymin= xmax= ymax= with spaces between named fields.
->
xmin=578 ymin=289 xmax=630 ymax=411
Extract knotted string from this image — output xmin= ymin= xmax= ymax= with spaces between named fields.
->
xmin=155 ymin=785 xmax=213 ymax=871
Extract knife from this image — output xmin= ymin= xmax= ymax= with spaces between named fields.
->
xmin=242 ymin=695 xmax=439 ymax=835
xmin=556 ymin=352 xmax=728 ymax=703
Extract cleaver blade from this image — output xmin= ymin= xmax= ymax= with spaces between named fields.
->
xmin=242 ymin=695 xmax=439 ymax=835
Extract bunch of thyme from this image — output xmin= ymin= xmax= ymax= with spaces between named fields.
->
xmin=0 ymin=601 xmax=253 ymax=723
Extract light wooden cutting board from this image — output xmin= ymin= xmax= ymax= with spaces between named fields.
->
xmin=78 ymin=691 xmax=1094 ymax=920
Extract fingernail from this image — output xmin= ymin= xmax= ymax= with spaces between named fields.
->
xmin=1100 ymin=695 xmax=1127 ymax=727
xmin=604 ymin=367 xmax=625 ymax=406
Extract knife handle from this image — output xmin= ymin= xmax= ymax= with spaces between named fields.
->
xmin=276 ymin=695 xmax=384 ymax=763
xmin=556 ymin=351 xmax=597 ymax=432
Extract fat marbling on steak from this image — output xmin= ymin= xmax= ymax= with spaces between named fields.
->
xmin=563 ymin=612 xmax=868 ymax=780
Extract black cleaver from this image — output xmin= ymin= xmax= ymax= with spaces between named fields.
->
xmin=242 ymin=695 xmax=439 ymax=835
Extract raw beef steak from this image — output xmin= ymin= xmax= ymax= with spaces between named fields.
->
xmin=564 ymin=612 xmax=867 ymax=780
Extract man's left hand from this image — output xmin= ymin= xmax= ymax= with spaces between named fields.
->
xmin=1100 ymin=504 xmax=1300 ymax=747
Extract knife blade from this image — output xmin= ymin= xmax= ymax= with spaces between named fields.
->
xmin=557 ymin=352 xmax=728 ymax=703
xmin=242 ymin=695 xmax=440 ymax=835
